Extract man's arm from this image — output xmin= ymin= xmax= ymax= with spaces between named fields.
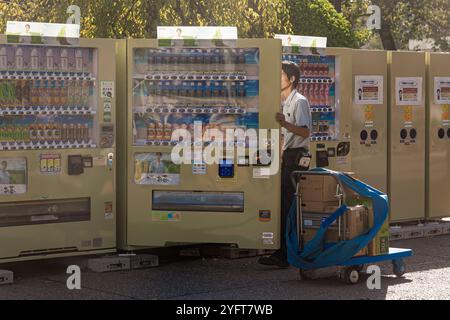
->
xmin=282 ymin=121 xmax=310 ymax=138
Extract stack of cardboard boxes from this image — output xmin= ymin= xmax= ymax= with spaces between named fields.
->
xmin=299 ymin=175 xmax=389 ymax=257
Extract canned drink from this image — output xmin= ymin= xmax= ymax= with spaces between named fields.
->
xmin=155 ymin=123 xmax=164 ymax=140
xmin=61 ymin=123 xmax=68 ymax=142
xmin=76 ymin=123 xmax=83 ymax=142
xmin=53 ymin=123 xmax=61 ymax=142
xmin=45 ymin=123 xmax=54 ymax=142
xmin=164 ymin=123 xmax=172 ymax=140
xmin=82 ymin=123 xmax=89 ymax=142
xmin=29 ymin=124 xmax=38 ymax=142
xmin=69 ymin=123 xmax=75 ymax=142
xmin=38 ymin=124 xmax=46 ymax=141
xmin=147 ymin=123 xmax=156 ymax=141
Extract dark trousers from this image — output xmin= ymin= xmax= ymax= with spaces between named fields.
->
xmin=279 ymin=147 xmax=309 ymax=260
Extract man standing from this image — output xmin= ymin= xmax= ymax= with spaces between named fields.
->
xmin=258 ymin=61 xmax=312 ymax=268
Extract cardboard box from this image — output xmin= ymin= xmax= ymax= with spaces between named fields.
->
xmin=345 ymin=205 xmax=369 ymax=240
xmin=368 ymin=207 xmax=389 ymax=256
xmin=299 ymin=175 xmax=338 ymax=202
xmin=302 ymin=206 xmax=369 ymax=257
xmin=301 ymin=201 xmax=340 ymax=213
xmin=303 ymin=228 xmax=339 ymax=243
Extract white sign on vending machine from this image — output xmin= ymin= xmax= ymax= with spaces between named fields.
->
xmin=395 ymin=77 xmax=423 ymax=106
xmin=354 ymin=75 xmax=384 ymax=105
xmin=434 ymin=77 xmax=450 ymax=105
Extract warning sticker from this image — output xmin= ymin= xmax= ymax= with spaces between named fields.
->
xmin=101 ymin=81 xmax=115 ymax=98
xmin=354 ymin=75 xmax=384 ymax=105
xmin=396 ymin=77 xmax=423 ymax=106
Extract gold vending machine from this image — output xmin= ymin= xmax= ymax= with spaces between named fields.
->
xmin=388 ymin=51 xmax=426 ymax=222
xmin=0 ymin=37 xmax=116 ymax=263
xmin=351 ymin=50 xmax=387 ymax=192
xmin=278 ymin=38 xmax=352 ymax=171
xmin=426 ymin=52 xmax=450 ymax=219
xmin=117 ymin=37 xmax=281 ymax=250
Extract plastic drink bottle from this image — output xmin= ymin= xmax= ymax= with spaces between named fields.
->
xmin=75 ymin=50 xmax=83 ymax=72
xmin=31 ymin=48 xmax=39 ymax=70
xmin=46 ymin=49 xmax=54 ymax=70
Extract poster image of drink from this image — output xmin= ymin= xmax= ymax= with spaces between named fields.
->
xmin=396 ymin=77 xmax=423 ymax=106
xmin=134 ymin=152 xmax=181 ymax=185
xmin=0 ymin=157 xmax=27 ymax=195
xmin=434 ymin=77 xmax=450 ymax=105
xmin=354 ymin=75 xmax=383 ymax=105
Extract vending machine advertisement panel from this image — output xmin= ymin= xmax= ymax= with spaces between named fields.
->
xmin=388 ymin=51 xmax=426 ymax=222
xmin=351 ymin=50 xmax=387 ymax=192
xmin=426 ymin=52 xmax=450 ymax=219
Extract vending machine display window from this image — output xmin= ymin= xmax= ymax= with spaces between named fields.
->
xmin=282 ymin=53 xmax=338 ymax=142
xmin=132 ymin=47 xmax=260 ymax=146
xmin=0 ymin=45 xmax=100 ymax=150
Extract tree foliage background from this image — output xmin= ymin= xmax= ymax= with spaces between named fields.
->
xmin=0 ymin=0 xmax=448 ymax=50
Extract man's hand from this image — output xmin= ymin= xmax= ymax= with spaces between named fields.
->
xmin=275 ymin=112 xmax=286 ymax=127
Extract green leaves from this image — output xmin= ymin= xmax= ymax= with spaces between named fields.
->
xmin=1 ymin=0 xmax=446 ymax=51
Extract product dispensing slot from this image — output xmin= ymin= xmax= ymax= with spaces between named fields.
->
xmin=152 ymin=191 xmax=244 ymax=213
xmin=0 ymin=197 xmax=91 ymax=227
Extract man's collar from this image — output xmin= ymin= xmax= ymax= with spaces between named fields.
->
xmin=283 ymin=89 xmax=297 ymax=105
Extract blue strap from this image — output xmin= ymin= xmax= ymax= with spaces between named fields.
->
xmin=286 ymin=168 xmax=389 ymax=270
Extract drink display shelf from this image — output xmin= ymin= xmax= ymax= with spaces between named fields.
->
xmin=0 ymin=71 xmax=96 ymax=81
xmin=134 ymin=71 xmax=249 ymax=81
xmin=133 ymin=105 xmax=247 ymax=115
xmin=0 ymin=106 xmax=96 ymax=116
xmin=0 ymin=141 xmax=96 ymax=151
xmin=300 ymin=77 xmax=334 ymax=84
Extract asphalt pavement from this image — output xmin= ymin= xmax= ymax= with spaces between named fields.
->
xmin=0 ymin=235 xmax=449 ymax=300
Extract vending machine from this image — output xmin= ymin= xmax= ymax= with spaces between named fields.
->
xmin=388 ymin=51 xmax=426 ymax=222
xmin=281 ymin=45 xmax=352 ymax=171
xmin=351 ymin=50 xmax=387 ymax=192
xmin=117 ymin=38 xmax=281 ymax=250
xmin=0 ymin=36 xmax=116 ymax=263
xmin=426 ymin=52 xmax=450 ymax=219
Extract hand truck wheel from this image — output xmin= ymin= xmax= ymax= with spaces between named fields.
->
xmin=298 ymin=269 xmax=313 ymax=280
xmin=341 ymin=267 xmax=360 ymax=285
xmin=392 ymin=259 xmax=406 ymax=277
